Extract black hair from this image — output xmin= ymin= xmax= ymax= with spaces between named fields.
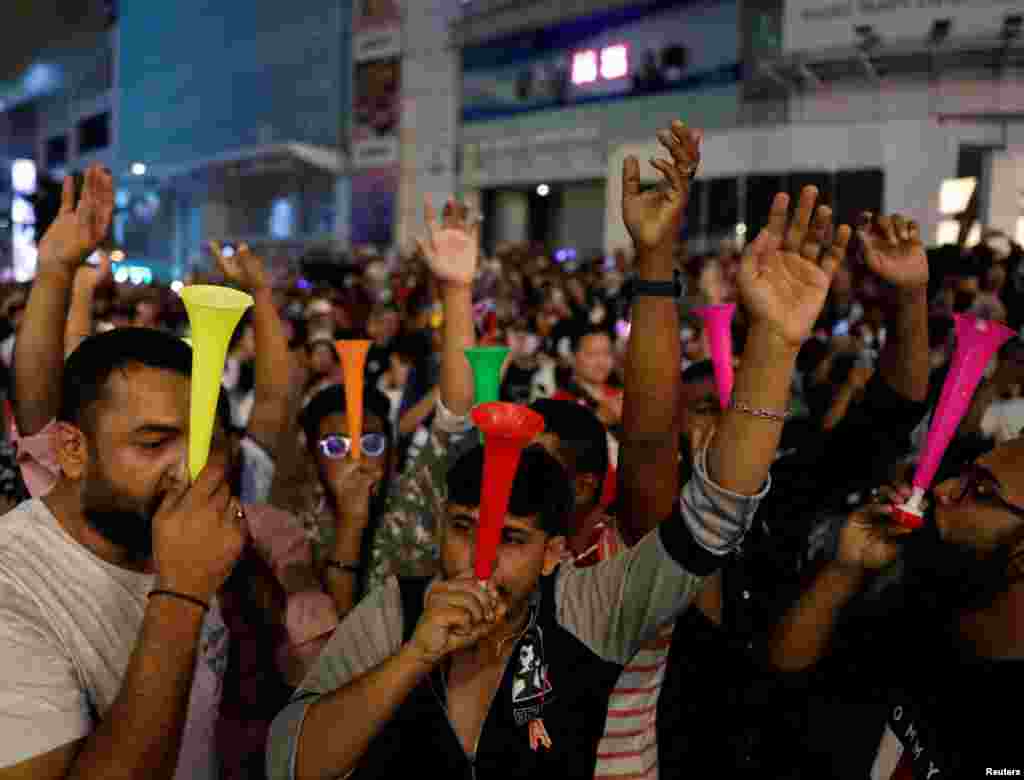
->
xmin=298 ymin=382 xmax=394 ymax=448
xmin=59 ymin=327 xmax=238 ymax=436
xmin=529 ymin=399 xmax=608 ymax=482
xmin=298 ymin=381 xmax=397 ymax=596
xmin=446 ymin=444 xmax=574 ymax=538
xmin=681 ymin=359 xmax=715 ymax=385
xmin=928 ymin=315 xmax=954 ymax=350
xmin=59 ymin=328 xmax=218 ymax=432
xmin=829 ymin=352 xmax=857 ymax=388
xmin=569 ymin=323 xmax=613 ymax=354
xmin=390 ymin=330 xmax=431 ymax=364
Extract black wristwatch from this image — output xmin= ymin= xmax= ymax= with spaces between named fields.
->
xmin=629 ymin=270 xmax=682 ymax=300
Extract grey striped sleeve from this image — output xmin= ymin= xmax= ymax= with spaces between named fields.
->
xmin=555 ymin=442 xmax=768 ymax=664
xmin=683 ymin=437 xmax=770 ymax=555
xmin=555 ymin=529 xmax=702 ymax=665
xmin=266 ymin=576 xmax=405 ymax=780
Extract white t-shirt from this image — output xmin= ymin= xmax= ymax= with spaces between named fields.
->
xmin=981 ymin=398 xmax=1024 ymax=444
xmin=0 ymin=500 xmax=227 ymax=777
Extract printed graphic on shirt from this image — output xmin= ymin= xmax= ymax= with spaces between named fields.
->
xmin=511 ymin=629 xmax=552 ymax=706
xmin=872 ymin=700 xmax=947 ymax=779
xmin=871 ymin=723 xmax=905 ymax=780
xmin=510 ymin=617 xmax=555 ymax=752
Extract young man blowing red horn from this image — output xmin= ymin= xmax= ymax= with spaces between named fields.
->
xmin=266 ymin=118 xmax=852 ymax=780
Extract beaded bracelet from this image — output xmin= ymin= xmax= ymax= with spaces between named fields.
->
xmin=729 ymin=398 xmax=792 ymax=423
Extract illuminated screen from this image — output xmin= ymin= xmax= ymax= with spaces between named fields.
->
xmin=601 ymin=44 xmax=629 ymax=80
xmin=573 ymin=44 xmax=629 ymax=86
xmin=571 ymin=50 xmax=598 ymax=85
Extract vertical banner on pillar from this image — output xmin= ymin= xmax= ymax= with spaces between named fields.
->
xmin=351 ymin=1 xmax=402 ymax=247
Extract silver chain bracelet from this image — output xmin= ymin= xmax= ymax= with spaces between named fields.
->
xmin=728 ymin=398 xmax=792 ymax=423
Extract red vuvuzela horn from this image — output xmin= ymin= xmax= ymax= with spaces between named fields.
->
xmin=470 ymin=402 xmax=545 ymax=581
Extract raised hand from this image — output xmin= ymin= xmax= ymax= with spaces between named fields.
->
xmin=622 ymin=119 xmax=702 ymax=255
xmin=37 ymin=164 xmax=114 ymax=277
xmin=72 ymin=250 xmax=112 ymax=294
xmin=857 ymin=212 xmax=929 ymax=293
xmin=417 ymin=195 xmax=479 ymax=288
xmin=836 ymin=497 xmax=913 ymax=573
xmin=210 ymin=241 xmax=269 ymax=293
xmin=738 ymin=187 xmax=851 ymax=348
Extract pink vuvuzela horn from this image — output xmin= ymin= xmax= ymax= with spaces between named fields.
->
xmin=693 ymin=304 xmax=736 ymax=410
xmin=894 ymin=314 xmax=1014 ymax=529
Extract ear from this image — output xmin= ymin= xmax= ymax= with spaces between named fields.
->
xmin=53 ymin=422 xmax=89 ymax=481
xmin=542 ymin=535 xmax=566 ymax=576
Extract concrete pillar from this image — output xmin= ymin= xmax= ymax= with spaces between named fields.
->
xmin=395 ymin=0 xmax=459 ymax=247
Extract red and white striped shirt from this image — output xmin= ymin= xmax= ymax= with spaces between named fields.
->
xmin=573 ymin=522 xmax=674 ymax=780
xmin=593 ymin=621 xmax=674 ymax=779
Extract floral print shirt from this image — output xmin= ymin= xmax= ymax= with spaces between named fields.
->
xmin=366 ymin=400 xmax=475 ymax=591
xmin=290 ymin=399 xmax=474 ymax=593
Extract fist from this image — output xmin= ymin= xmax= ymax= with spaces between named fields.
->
xmin=326 ymin=458 xmax=384 ymax=529
xmin=407 ymin=574 xmax=509 ymax=666
xmin=836 ymin=492 xmax=914 ymax=573
xmin=152 ymin=458 xmax=246 ymax=602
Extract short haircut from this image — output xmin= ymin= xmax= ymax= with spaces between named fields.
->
xmin=389 ymin=331 xmax=431 ymax=364
xmin=681 ymin=359 xmax=714 ymax=385
xmin=58 ymin=328 xmax=233 ymax=434
xmin=299 ymin=382 xmax=394 ymax=447
xmin=529 ymin=399 xmax=608 ymax=480
xmin=570 ymin=323 xmax=612 ymax=354
xmin=446 ymin=444 xmax=574 ymax=538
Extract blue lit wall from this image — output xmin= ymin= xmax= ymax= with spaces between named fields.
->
xmin=117 ymin=0 xmax=350 ymax=171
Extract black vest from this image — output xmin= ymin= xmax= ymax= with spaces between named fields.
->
xmin=352 ymin=574 xmax=622 ymax=780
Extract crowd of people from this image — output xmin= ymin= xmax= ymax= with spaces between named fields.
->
xmin=0 ymin=118 xmax=1022 ymax=780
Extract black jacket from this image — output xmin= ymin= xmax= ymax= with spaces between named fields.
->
xmin=658 ymin=373 xmax=929 ymax=775
xmin=352 ymin=575 xmax=623 ymax=780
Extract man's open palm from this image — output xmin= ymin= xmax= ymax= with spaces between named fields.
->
xmin=738 ymin=187 xmax=851 ymax=347
xmin=37 ymin=164 xmax=114 ymax=275
xmin=858 ymin=212 xmax=929 ymax=292
xmin=622 ymin=119 xmax=701 ymax=253
xmin=417 ymin=195 xmax=479 ymax=287
xmin=210 ymin=241 xmax=269 ymax=293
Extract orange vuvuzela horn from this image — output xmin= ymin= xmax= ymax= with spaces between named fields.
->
xmin=180 ymin=285 xmax=254 ymax=481
xmin=334 ymin=340 xmax=371 ymax=459
xmin=471 ymin=402 xmax=545 ymax=581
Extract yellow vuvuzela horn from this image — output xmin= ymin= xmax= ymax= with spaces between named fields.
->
xmin=180 ymin=285 xmax=253 ymax=481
